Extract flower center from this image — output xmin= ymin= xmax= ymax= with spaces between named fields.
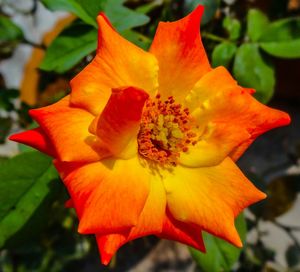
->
xmin=138 ymin=94 xmax=197 ymax=166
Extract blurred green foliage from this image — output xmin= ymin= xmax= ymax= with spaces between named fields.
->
xmin=40 ymin=21 xmax=97 ymax=73
xmin=0 ymin=0 xmax=299 ymax=271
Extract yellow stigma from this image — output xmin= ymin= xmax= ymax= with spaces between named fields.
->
xmin=138 ymin=94 xmax=197 ymax=166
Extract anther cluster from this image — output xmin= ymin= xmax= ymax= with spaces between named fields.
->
xmin=138 ymin=94 xmax=197 ymax=165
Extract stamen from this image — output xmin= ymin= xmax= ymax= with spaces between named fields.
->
xmin=137 ymin=94 xmax=198 ymax=166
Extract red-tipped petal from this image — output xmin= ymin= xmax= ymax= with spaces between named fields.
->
xmin=96 ymin=86 xmax=149 ymax=158
xmin=158 ymin=210 xmax=205 ymax=252
xmin=150 ymin=5 xmax=211 ymax=102
xmin=95 ymin=178 xmax=166 ymax=265
xmin=29 ymin=96 xmax=103 ymax=162
xmin=96 ymin=232 xmax=128 ymax=265
xmin=182 ymin=67 xmax=291 ymax=166
xmin=9 ymin=127 xmax=56 ymax=157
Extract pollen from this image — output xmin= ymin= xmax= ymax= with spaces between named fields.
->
xmin=138 ymin=94 xmax=198 ymax=166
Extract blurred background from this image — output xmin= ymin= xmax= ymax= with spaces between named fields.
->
xmin=0 ymin=0 xmax=300 ymax=271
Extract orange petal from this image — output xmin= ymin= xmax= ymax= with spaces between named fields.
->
xmin=182 ymin=67 xmax=290 ymax=166
xmin=70 ymin=13 xmax=158 ymax=115
xmin=96 ymin=178 xmax=166 ymax=264
xmin=157 ymin=209 xmax=205 ymax=252
xmin=96 ymin=209 xmax=204 ymax=265
xmin=29 ymin=96 xmax=104 ymax=162
xmin=9 ymin=127 xmax=56 ymax=157
xmin=163 ymin=157 xmax=266 ymax=247
xmin=54 ymin=157 xmax=150 ymax=234
xmin=96 ymin=86 xmax=149 ymax=159
xmin=96 ymin=232 xmax=128 ymax=265
xmin=150 ymin=5 xmax=211 ymax=102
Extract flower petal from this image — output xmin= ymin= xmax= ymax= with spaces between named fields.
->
xmin=9 ymin=127 xmax=56 ymax=157
xmin=96 ymin=232 xmax=128 ymax=265
xmin=30 ymin=96 xmax=103 ymax=162
xmin=184 ymin=66 xmax=238 ymax=112
xmin=157 ymin=209 xmax=205 ymax=251
xmin=96 ymin=86 xmax=149 ymax=159
xmin=70 ymin=13 xmax=158 ymax=115
xmin=181 ymin=67 xmax=290 ymax=167
xmin=150 ymin=5 xmax=211 ymax=101
xmin=95 ymin=178 xmax=166 ymax=265
xmin=163 ymin=157 xmax=266 ymax=247
xmin=179 ymin=123 xmax=250 ymax=167
xmin=96 ymin=210 xmax=204 ymax=265
xmin=54 ymin=157 xmax=150 ymax=234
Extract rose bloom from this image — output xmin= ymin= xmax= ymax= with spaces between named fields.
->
xmin=10 ymin=6 xmax=290 ymax=265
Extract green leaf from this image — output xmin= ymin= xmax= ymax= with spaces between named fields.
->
xmin=39 ymin=21 xmax=97 ymax=73
xmin=41 ymin=0 xmax=97 ymax=27
xmin=0 ymin=117 xmax=12 ymax=144
xmin=73 ymin=0 xmax=105 ymax=22
xmin=0 ymin=15 xmax=23 ymax=44
xmin=40 ymin=0 xmax=151 ymax=73
xmin=0 ymin=88 xmax=19 ymax=111
xmin=223 ymin=16 xmax=241 ymax=41
xmin=233 ymin=44 xmax=275 ymax=103
xmin=135 ymin=0 xmax=163 ymax=14
xmin=121 ymin=29 xmax=151 ymax=50
xmin=259 ymin=17 xmax=300 ymax=42
xmin=42 ymin=0 xmax=150 ymax=31
xmin=259 ymin=17 xmax=300 ymax=58
xmin=212 ymin=42 xmax=237 ymax=68
xmin=190 ymin=214 xmax=247 ymax=272
xmin=0 ymin=151 xmax=59 ymax=248
xmin=104 ymin=0 xmax=150 ymax=32
xmin=247 ymin=9 xmax=269 ymax=42
xmin=183 ymin=0 xmax=220 ymax=25
xmin=260 ymin=40 xmax=300 ymax=58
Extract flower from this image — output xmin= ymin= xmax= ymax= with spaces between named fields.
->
xmin=10 ymin=6 xmax=290 ymax=265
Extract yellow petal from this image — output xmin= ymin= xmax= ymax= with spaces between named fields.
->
xmin=181 ymin=67 xmax=290 ymax=166
xmin=163 ymin=157 xmax=266 ymax=247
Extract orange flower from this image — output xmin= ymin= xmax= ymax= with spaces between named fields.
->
xmin=10 ymin=6 xmax=290 ymax=265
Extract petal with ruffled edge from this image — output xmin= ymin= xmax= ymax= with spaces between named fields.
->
xmin=180 ymin=67 xmax=290 ymax=167
xmin=95 ymin=86 xmax=148 ymax=159
xmin=9 ymin=127 xmax=56 ymax=157
xmin=95 ymin=178 xmax=166 ymax=265
xmin=29 ymin=96 xmax=104 ymax=162
xmin=70 ymin=13 xmax=158 ymax=115
xmin=150 ymin=5 xmax=211 ymax=102
xmin=95 ymin=204 xmax=205 ymax=266
xmin=157 ymin=209 xmax=205 ymax=251
xmin=54 ymin=157 xmax=150 ymax=234
xmin=163 ymin=157 xmax=266 ymax=247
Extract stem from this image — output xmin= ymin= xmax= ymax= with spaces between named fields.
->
xmin=274 ymin=221 xmax=300 ymax=231
xmin=22 ymin=38 xmax=46 ymax=50
xmin=202 ymin=32 xmax=229 ymax=43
